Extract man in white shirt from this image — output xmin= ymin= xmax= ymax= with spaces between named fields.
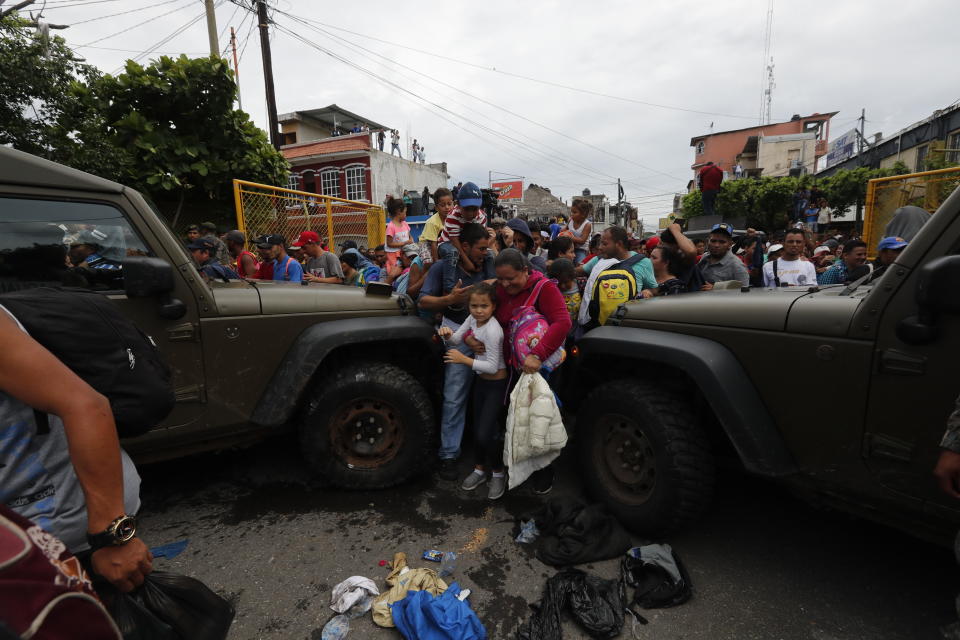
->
xmin=762 ymin=228 xmax=817 ymax=287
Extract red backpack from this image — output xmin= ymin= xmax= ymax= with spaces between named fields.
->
xmin=0 ymin=505 xmax=121 ymax=639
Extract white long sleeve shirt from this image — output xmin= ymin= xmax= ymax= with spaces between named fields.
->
xmin=447 ymin=316 xmax=505 ymax=375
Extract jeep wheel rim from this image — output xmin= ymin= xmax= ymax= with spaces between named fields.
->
xmin=330 ymin=399 xmax=404 ymax=469
xmin=597 ymin=414 xmax=657 ymax=503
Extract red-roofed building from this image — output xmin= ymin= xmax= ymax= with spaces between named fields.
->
xmin=279 ymin=105 xmax=449 ymax=207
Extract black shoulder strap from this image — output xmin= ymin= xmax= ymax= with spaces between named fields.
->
xmin=615 ymin=253 xmax=645 ymax=272
xmin=772 ymin=259 xmax=781 ymax=287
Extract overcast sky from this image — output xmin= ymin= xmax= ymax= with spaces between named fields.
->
xmin=36 ymin=0 xmax=960 ymax=227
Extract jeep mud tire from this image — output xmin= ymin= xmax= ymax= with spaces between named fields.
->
xmin=299 ymin=362 xmax=435 ymax=489
xmin=578 ymin=379 xmax=714 ymax=535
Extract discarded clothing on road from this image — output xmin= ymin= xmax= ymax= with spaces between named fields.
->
xmin=373 ymin=552 xmax=448 ymax=627
xmin=504 ymin=372 xmax=567 ymax=489
xmin=524 ymin=500 xmax=632 ymax=567
xmin=329 ymin=576 xmax=379 ymax=616
xmin=515 ymin=568 xmax=625 ymax=640
xmin=391 ymin=581 xmax=486 ymax=640
xmin=620 ymin=544 xmax=692 ymax=608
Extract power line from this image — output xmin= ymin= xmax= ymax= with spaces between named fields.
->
xmin=129 ymin=6 xmax=210 ymax=64
xmin=68 ymin=0 xmax=183 ymax=26
xmin=78 ymin=43 xmax=208 ymax=54
xmin=236 ymin=10 xmax=255 ymax=64
xmin=41 ymin=0 xmax=129 ymax=8
xmin=216 ymin=0 xmax=241 ymax=56
xmin=77 ymin=0 xmax=194 ymax=46
xmin=291 ymin=15 xmax=780 ymax=123
xmin=274 ymin=11 xmax=687 ymax=189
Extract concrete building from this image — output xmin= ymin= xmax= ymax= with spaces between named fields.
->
xmin=278 ymin=105 xmax=449 ymax=205
xmin=736 ymin=132 xmax=820 ymax=178
xmin=514 ymin=184 xmax=569 ymax=221
xmin=574 ymin=188 xmax=610 ymax=230
xmin=817 ymin=103 xmax=960 ymax=177
xmin=689 ymin=112 xmax=836 ymax=186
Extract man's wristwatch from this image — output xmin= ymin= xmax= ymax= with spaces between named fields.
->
xmin=87 ymin=515 xmax=137 ymax=552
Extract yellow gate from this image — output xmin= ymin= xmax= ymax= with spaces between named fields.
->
xmin=863 ymin=167 xmax=960 ymax=258
xmin=233 ymin=179 xmax=386 ymax=251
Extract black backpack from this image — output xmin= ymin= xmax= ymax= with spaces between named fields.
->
xmin=0 ymin=288 xmax=175 ymax=438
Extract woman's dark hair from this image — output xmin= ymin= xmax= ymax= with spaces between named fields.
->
xmin=340 ymin=252 xmax=358 ymax=269
xmin=588 ymin=233 xmax=601 ymax=252
xmin=547 ymin=257 xmax=575 ymax=283
xmin=571 ymin=197 xmax=593 ymax=216
xmin=653 ymin=243 xmax=684 ymax=277
xmin=460 ymin=222 xmax=487 ymax=247
xmin=386 ymin=197 xmax=407 ymax=217
xmin=469 ymin=281 xmax=498 ymax=306
xmin=494 ymin=247 xmax=529 ymax=272
xmin=547 ymin=236 xmax=573 ymax=260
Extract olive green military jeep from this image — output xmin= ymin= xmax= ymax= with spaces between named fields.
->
xmin=0 ymin=147 xmax=439 ymax=489
xmin=565 ymin=186 xmax=960 ymax=542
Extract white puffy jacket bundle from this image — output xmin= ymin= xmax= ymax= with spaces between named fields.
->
xmin=503 ymin=372 xmax=567 ymax=489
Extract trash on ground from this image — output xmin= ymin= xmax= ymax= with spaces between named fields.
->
xmin=522 ymin=499 xmax=632 ymax=566
xmin=320 ymin=614 xmax=350 ymax=640
xmin=516 ymin=519 xmax=539 ymax=544
xmin=149 ymin=539 xmax=189 ymax=559
xmin=621 ymin=544 xmax=692 ymax=609
xmin=391 ymin=581 xmax=486 ymax=640
xmin=439 ymin=551 xmax=457 ymax=578
xmin=329 ymin=576 xmax=379 ymax=617
xmin=373 ymin=552 xmax=448 ymax=628
xmin=515 ymin=568 xmax=624 ymax=640
xmin=422 ymin=549 xmax=444 ymax=562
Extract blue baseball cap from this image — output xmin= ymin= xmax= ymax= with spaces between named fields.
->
xmin=710 ymin=222 xmax=735 ymax=236
xmin=456 ymin=181 xmax=483 ymax=208
xmin=878 ymin=236 xmax=908 ymax=251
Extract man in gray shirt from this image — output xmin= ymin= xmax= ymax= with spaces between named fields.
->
xmin=297 ymin=231 xmax=344 ymax=284
xmin=699 ymin=222 xmax=750 ymax=289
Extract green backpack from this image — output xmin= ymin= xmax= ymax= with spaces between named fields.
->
xmin=587 ymin=253 xmax=644 ymax=327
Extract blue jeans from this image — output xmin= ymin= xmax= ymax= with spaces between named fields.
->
xmin=439 ymin=339 xmax=474 ymax=460
xmin=437 ymin=241 xmax=459 ymax=295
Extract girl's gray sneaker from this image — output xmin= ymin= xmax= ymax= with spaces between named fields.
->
xmin=487 ymin=474 xmax=506 ymax=500
xmin=461 ymin=469 xmax=487 ymax=491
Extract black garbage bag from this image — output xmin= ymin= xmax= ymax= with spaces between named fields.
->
xmin=524 ymin=500 xmax=632 ymax=567
xmin=106 ymin=572 xmax=234 ymax=640
xmin=516 ymin=569 xmax=625 ymax=640
xmin=620 ymin=544 xmax=692 ymax=609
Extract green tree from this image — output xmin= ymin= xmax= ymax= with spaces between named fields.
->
xmin=95 ymin=55 xmax=288 ymax=222
xmin=680 ymin=189 xmax=703 ymax=218
xmin=0 ymin=13 xmax=125 ymax=179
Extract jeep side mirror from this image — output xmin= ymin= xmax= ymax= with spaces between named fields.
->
xmin=123 ymin=256 xmax=186 ymax=320
xmin=896 ymin=256 xmax=960 ymax=344
xmin=124 ymin=256 xmax=175 ymax=297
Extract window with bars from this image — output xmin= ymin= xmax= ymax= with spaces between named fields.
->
xmin=320 ymin=169 xmax=340 ymax=197
xmin=915 ymin=145 xmax=928 ymax=172
xmin=345 ymin=165 xmax=367 ymax=201
xmin=948 ymin=132 xmax=960 ymax=164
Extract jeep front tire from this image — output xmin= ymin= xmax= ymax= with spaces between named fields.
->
xmin=299 ymin=361 xmax=435 ymax=489
xmin=578 ymin=379 xmax=714 ymax=535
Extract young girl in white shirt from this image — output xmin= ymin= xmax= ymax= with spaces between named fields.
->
xmin=438 ymin=282 xmax=509 ymax=500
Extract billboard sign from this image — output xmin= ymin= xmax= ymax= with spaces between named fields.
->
xmin=491 ymin=180 xmax=523 ymax=201
xmin=825 ymin=129 xmax=857 ymax=169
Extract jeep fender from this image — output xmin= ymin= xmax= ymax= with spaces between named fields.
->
xmin=250 ymin=316 xmax=438 ymax=426
xmin=574 ymin=326 xmax=797 ymax=477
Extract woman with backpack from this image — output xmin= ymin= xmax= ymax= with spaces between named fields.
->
xmin=466 ymin=248 xmax=571 ymax=494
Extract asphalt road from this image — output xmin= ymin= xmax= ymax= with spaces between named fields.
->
xmin=135 ymin=437 xmax=957 ymax=640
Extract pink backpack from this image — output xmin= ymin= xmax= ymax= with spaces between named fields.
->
xmin=508 ymin=278 xmax=565 ymax=371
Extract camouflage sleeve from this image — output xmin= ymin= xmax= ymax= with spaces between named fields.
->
xmin=940 ymin=395 xmax=960 ymax=453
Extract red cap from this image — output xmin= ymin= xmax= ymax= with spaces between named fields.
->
xmin=645 ymin=236 xmax=661 ymax=252
xmin=296 ymin=230 xmax=320 ymax=245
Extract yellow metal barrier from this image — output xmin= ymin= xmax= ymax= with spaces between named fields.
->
xmin=863 ymin=167 xmax=960 ymax=258
xmin=232 ymin=179 xmax=386 ymax=251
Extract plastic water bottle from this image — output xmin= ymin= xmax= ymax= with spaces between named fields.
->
xmin=321 ymin=615 xmax=350 ymax=640
xmin=439 ymin=551 xmax=457 ymax=578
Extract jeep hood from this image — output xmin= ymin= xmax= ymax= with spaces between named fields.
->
xmin=209 ymin=280 xmax=404 ymax=316
xmin=619 ymin=286 xmax=866 ymax=335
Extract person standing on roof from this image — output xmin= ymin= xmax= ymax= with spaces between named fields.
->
xmin=697 ymin=162 xmax=724 ymax=217
xmin=377 ymin=129 xmax=385 ymax=151
xmin=390 ymin=129 xmax=401 ymax=157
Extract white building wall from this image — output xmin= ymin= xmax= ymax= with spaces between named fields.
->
xmin=369 ymin=150 xmax=449 ymax=205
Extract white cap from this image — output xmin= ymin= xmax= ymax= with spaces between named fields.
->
xmin=813 ymin=246 xmax=831 ymax=255
xmin=768 ymin=243 xmax=784 ymax=253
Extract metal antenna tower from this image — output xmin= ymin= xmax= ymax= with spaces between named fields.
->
xmin=759 ymin=0 xmax=774 ymax=124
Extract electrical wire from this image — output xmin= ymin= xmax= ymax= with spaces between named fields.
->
xmin=236 ymin=9 xmax=255 ymax=64
xmin=78 ymin=43 xmax=209 ymax=54
xmin=77 ymin=0 xmax=194 ymax=46
xmin=274 ymin=9 xmax=687 ymax=189
xmin=67 ymin=0 xmax=183 ymax=26
xmin=290 ymin=15 xmax=783 ymax=123
xmin=216 ymin=0 xmax=241 ymax=56
xmin=40 ymin=0 xmax=128 ymax=8
xmin=129 ymin=5 xmax=210 ymax=64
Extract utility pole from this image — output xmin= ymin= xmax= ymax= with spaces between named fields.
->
xmin=203 ymin=0 xmax=218 ymax=57
xmin=256 ymin=0 xmax=280 ymax=149
xmin=855 ymin=107 xmax=866 ymax=228
xmin=230 ymin=26 xmax=242 ymax=110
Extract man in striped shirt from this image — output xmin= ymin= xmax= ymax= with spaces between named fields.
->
xmin=437 ymin=181 xmax=487 ymax=292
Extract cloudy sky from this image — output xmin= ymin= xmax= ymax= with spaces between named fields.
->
xmin=34 ymin=0 xmax=960 ymax=227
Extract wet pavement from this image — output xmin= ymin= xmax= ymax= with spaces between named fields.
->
xmin=136 ymin=437 xmax=957 ymax=640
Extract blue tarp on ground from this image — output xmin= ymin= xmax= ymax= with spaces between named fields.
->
xmin=391 ymin=581 xmax=486 ymax=640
